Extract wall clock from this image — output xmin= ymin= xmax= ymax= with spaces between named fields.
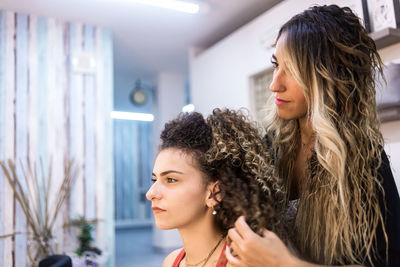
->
xmin=130 ymin=80 xmax=147 ymax=105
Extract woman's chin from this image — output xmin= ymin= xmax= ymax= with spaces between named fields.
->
xmin=155 ymin=221 xmax=174 ymax=230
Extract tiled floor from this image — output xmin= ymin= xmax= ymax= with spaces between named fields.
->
xmin=115 ymin=226 xmax=172 ymax=267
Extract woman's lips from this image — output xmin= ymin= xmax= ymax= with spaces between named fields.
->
xmin=275 ymin=98 xmax=289 ymax=105
xmin=152 ymin=207 xmax=166 ymax=214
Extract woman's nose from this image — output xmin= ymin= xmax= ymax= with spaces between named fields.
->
xmin=269 ymin=70 xmax=285 ymax=93
xmin=146 ymin=183 xmax=161 ymax=200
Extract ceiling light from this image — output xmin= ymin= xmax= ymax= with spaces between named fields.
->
xmin=127 ymin=0 xmax=200 ymax=14
xmin=182 ymin=104 xmax=195 ymax=113
xmin=111 ymin=111 xmax=154 ymax=121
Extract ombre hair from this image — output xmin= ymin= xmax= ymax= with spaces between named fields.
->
xmin=265 ymin=5 xmax=387 ymax=266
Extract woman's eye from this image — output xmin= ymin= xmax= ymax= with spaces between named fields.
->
xmin=271 ymin=59 xmax=278 ymax=68
xmin=167 ymin=177 xmax=178 ymax=183
xmin=151 ymin=177 xmax=157 ymax=183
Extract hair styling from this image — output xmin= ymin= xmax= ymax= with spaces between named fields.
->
xmin=160 ymin=109 xmax=285 ymax=237
xmin=265 ymin=5 xmax=387 ymax=266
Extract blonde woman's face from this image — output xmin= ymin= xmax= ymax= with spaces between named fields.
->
xmin=269 ymin=36 xmax=307 ymax=120
xmin=146 ymin=148 xmax=210 ymax=230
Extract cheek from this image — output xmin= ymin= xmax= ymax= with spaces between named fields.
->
xmin=293 ymin=86 xmax=307 ymax=111
xmin=159 ymin=186 xmax=208 ymax=228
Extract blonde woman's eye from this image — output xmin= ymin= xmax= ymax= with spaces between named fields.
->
xmin=167 ymin=178 xmax=178 ymax=183
xmin=271 ymin=59 xmax=278 ymax=68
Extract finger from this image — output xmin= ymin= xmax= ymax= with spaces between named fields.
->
xmin=228 ymin=227 xmax=243 ymax=244
xmin=262 ymin=228 xmax=276 ymax=239
xmin=229 ymin=241 xmax=241 ymax=257
xmin=234 ymin=216 xmax=256 ymax=239
xmin=225 ymin=245 xmax=240 ymax=266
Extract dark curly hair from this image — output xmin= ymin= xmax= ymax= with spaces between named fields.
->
xmin=160 ymin=108 xmax=285 ymax=237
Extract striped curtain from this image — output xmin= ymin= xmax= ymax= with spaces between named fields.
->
xmin=0 ymin=11 xmax=114 ymax=266
xmin=114 ymin=120 xmax=152 ymax=224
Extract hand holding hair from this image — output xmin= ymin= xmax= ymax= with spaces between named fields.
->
xmin=226 ymin=217 xmax=366 ymax=267
xmin=226 ymin=216 xmax=299 ymax=267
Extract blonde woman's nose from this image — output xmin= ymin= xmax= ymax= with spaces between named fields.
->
xmin=269 ymin=70 xmax=285 ymax=93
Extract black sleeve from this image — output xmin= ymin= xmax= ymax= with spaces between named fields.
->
xmin=373 ymin=150 xmax=400 ymax=267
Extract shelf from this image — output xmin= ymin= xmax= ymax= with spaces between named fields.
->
xmin=378 ymin=105 xmax=400 ymax=122
xmin=370 ymin=27 xmax=400 ymax=50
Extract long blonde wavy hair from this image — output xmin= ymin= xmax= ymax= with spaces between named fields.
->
xmin=264 ymin=5 xmax=387 ymax=265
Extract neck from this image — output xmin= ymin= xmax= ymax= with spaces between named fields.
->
xmin=298 ymin=116 xmax=314 ymax=146
xmin=179 ymin=215 xmax=224 ymax=266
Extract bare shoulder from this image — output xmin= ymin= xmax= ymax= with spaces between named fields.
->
xmin=162 ymin=248 xmax=183 ymax=267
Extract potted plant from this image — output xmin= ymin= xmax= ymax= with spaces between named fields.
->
xmin=66 ymin=216 xmax=103 ymax=267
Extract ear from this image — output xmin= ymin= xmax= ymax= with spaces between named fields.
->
xmin=205 ymin=181 xmax=222 ymax=208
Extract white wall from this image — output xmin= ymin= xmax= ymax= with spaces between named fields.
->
xmin=190 ymin=0 xmax=400 ymax=187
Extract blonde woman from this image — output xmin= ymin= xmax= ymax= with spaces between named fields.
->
xmin=226 ymin=5 xmax=400 ymax=267
xmin=146 ymin=109 xmax=285 ymax=267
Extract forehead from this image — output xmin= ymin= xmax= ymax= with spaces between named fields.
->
xmin=154 ymin=148 xmax=200 ymax=173
xmin=274 ymin=32 xmax=290 ymax=58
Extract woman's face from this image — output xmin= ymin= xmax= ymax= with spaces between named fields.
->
xmin=146 ymin=148 xmax=210 ymax=230
xmin=269 ymin=36 xmax=308 ymax=120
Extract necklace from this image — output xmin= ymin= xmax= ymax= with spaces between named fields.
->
xmin=185 ymin=235 xmax=225 ymax=267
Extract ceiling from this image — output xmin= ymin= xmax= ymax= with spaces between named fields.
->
xmin=0 ymin=0 xmax=282 ymax=81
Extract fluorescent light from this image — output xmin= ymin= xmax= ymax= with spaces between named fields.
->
xmin=111 ymin=111 xmax=154 ymax=121
xmin=182 ymin=104 xmax=195 ymax=113
xmin=127 ymin=0 xmax=200 ymax=14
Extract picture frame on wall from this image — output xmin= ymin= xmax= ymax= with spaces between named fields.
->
xmin=367 ymin=0 xmax=400 ymax=32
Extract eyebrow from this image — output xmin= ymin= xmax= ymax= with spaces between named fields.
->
xmin=152 ymin=170 xmax=184 ymax=177
xmin=271 ymin=54 xmax=277 ymax=61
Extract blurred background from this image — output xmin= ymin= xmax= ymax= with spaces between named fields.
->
xmin=0 ymin=0 xmax=399 ymax=266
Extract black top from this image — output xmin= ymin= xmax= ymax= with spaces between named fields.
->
xmin=373 ymin=150 xmax=400 ymax=267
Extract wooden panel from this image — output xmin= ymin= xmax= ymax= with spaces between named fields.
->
xmin=27 ymin=14 xmax=40 ymax=262
xmin=0 ymin=10 xmax=6 ymax=267
xmin=83 ymin=25 xmax=96 ymax=221
xmin=46 ymin=17 xmax=67 ymax=254
xmin=61 ymin=21 xmax=71 ymax=254
xmin=2 ymin=12 xmax=15 ymax=267
xmin=69 ymin=23 xmax=85 ymax=219
xmin=15 ymin=12 xmax=29 ymax=267
xmin=37 ymin=16 xmax=48 ymax=170
xmin=95 ymin=27 xmax=105 ymax=250
xmin=102 ymin=28 xmax=114 ymax=267
xmin=0 ymin=11 xmax=114 ymax=265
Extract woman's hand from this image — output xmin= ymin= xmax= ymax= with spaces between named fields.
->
xmin=226 ymin=216 xmax=300 ymax=267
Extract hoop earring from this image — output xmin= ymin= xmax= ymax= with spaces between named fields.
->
xmin=212 ymin=206 xmax=217 ymax=216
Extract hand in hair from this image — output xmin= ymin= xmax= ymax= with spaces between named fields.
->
xmin=226 ymin=218 xmax=364 ymax=267
xmin=226 ymin=216 xmax=299 ymax=267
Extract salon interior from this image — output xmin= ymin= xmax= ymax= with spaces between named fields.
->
xmin=0 ymin=0 xmax=399 ymax=266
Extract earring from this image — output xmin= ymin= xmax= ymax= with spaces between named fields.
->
xmin=212 ymin=206 xmax=217 ymax=215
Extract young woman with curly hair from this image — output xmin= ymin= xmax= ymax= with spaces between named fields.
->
xmin=146 ymin=109 xmax=285 ymax=267
xmin=226 ymin=4 xmax=400 ymax=267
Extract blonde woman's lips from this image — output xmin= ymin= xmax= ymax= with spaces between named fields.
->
xmin=275 ymin=97 xmax=289 ymax=105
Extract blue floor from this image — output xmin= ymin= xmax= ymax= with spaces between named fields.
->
xmin=115 ymin=226 xmax=171 ymax=267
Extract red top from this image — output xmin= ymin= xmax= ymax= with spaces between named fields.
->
xmin=171 ymin=243 xmax=227 ymax=267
